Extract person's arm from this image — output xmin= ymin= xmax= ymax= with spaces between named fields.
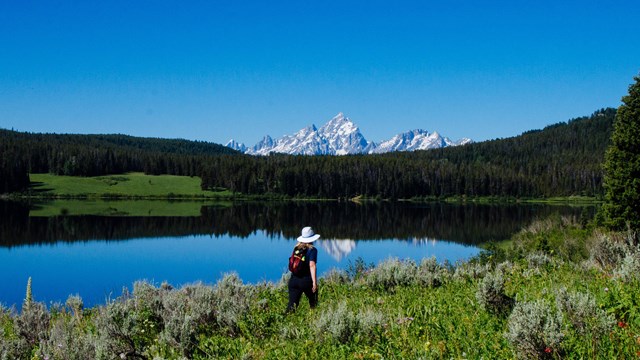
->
xmin=310 ymin=260 xmax=317 ymax=293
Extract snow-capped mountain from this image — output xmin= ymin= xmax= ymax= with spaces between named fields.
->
xmin=317 ymin=113 xmax=373 ymax=155
xmin=371 ymin=129 xmax=471 ymax=153
xmin=225 ymin=113 xmax=472 ymax=155
xmin=225 ymin=139 xmax=247 ymax=153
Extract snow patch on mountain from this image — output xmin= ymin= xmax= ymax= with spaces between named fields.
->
xmin=226 ymin=113 xmax=472 ymax=155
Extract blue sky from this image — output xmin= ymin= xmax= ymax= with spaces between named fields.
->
xmin=1 ymin=0 xmax=639 ymax=146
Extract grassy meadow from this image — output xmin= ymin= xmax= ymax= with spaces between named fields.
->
xmin=1 ymin=216 xmax=639 ymax=359
xmin=28 ymin=173 xmax=232 ymax=199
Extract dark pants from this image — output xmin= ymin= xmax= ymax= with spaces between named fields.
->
xmin=287 ymin=275 xmax=317 ymax=312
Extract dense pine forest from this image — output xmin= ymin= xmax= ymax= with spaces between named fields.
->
xmin=0 ymin=132 xmax=238 ymax=193
xmin=1 ymin=108 xmax=614 ymax=198
xmin=201 ymin=108 xmax=615 ymax=198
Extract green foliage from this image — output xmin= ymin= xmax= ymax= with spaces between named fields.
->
xmin=603 ymin=75 xmax=640 ymax=234
xmin=345 ymin=256 xmax=375 ymax=281
xmin=507 ymin=215 xmax=591 ymax=262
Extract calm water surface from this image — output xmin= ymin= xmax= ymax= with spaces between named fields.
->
xmin=0 ymin=200 xmax=592 ymax=307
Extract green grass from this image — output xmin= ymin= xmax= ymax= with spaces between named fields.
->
xmin=28 ymin=172 xmax=232 ymax=199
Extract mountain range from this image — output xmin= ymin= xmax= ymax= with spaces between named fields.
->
xmin=226 ymin=113 xmax=472 ymax=155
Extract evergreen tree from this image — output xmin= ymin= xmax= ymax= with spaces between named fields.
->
xmin=603 ymin=75 xmax=640 ymax=236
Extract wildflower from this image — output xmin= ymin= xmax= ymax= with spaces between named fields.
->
xmin=618 ymin=321 xmax=627 ymax=328
xmin=544 ymin=347 xmax=552 ymax=353
xmin=120 ymin=353 xmax=126 ymax=359
xmin=604 ymin=287 xmax=609 ymax=292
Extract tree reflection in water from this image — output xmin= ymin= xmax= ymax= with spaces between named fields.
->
xmin=0 ymin=200 xmax=594 ymax=248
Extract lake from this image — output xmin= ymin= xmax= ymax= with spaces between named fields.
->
xmin=0 ymin=200 xmax=593 ymax=307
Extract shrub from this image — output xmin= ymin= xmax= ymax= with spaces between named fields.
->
xmin=133 ymin=280 xmax=165 ymax=317
xmin=476 ymin=270 xmax=514 ymax=316
xmin=0 ymin=336 xmax=30 ymax=360
xmin=346 ymin=257 xmax=375 ymax=281
xmin=365 ymin=258 xmax=417 ymax=291
xmin=505 ymin=300 xmax=564 ymax=359
xmin=322 ymin=268 xmax=350 ymax=285
xmin=416 ymin=257 xmax=449 ymax=287
xmin=453 ymin=262 xmax=491 ymax=282
xmin=40 ymin=316 xmax=97 ymax=360
xmin=313 ymin=302 xmax=384 ymax=344
xmin=555 ymin=288 xmax=614 ymax=338
xmin=526 ymin=252 xmax=557 ymax=270
xmin=65 ymin=295 xmax=84 ymax=320
xmin=15 ymin=301 xmax=50 ymax=349
xmin=275 ymin=272 xmax=290 ymax=290
xmin=160 ymin=283 xmax=217 ymax=356
xmin=1 ymin=305 xmax=30 ymax=360
xmin=94 ymin=295 xmax=155 ymax=360
xmin=589 ymin=232 xmax=631 ymax=270
xmin=614 ymin=253 xmax=640 ymax=282
xmin=213 ymin=272 xmax=254 ymax=335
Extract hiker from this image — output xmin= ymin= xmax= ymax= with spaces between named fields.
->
xmin=286 ymin=226 xmax=320 ymax=313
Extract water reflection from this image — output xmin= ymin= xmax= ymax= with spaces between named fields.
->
xmin=318 ymin=239 xmax=357 ymax=261
xmin=0 ymin=201 xmax=593 ymax=247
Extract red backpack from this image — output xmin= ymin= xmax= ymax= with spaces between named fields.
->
xmin=288 ymin=247 xmax=308 ymax=275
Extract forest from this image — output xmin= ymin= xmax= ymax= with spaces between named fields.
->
xmin=0 ymin=108 xmax=615 ymax=198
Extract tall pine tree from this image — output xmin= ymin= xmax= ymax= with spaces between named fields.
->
xmin=602 ymin=75 xmax=640 ymax=236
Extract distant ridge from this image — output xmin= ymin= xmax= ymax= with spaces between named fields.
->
xmin=226 ymin=113 xmax=472 ymax=155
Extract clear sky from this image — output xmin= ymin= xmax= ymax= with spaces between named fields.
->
xmin=1 ymin=0 xmax=639 ymax=146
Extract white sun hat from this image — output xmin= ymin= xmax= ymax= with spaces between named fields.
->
xmin=297 ymin=226 xmax=321 ymax=243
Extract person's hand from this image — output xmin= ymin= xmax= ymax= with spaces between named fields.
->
xmin=312 ymin=282 xmax=317 ymax=293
